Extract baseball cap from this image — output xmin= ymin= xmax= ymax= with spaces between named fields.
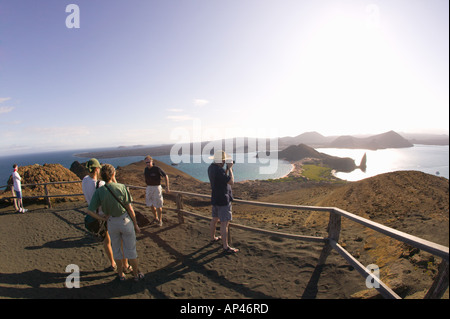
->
xmin=86 ymin=158 xmax=102 ymax=172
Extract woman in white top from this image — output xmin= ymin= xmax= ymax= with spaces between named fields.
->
xmin=82 ymin=158 xmax=131 ymax=273
xmin=12 ymin=164 xmax=27 ymax=213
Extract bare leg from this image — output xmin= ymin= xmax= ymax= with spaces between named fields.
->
xmin=128 ymin=259 xmax=139 ymax=276
xmin=210 ymin=217 xmax=220 ymax=241
xmin=156 ymin=207 xmax=163 ymax=226
xmin=115 ymin=259 xmax=124 ymax=278
xmin=103 ymin=232 xmax=116 ymax=269
xmin=221 ymin=220 xmax=238 ymax=252
xmin=120 ymin=241 xmax=130 ymax=271
xmin=150 ymin=206 xmax=158 ymax=221
xmin=12 ymin=189 xmax=19 ymax=211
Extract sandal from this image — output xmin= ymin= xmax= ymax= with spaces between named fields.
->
xmin=223 ymin=247 xmax=239 ymax=253
xmin=123 ymin=265 xmax=133 ymax=274
xmin=118 ymin=274 xmax=126 ymax=281
xmin=210 ymin=236 xmax=221 ymax=243
xmin=134 ymin=272 xmax=145 ymax=282
xmin=107 ymin=265 xmax=117 ymax=272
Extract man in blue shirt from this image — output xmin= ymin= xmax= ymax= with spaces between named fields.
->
xmin=208 ymin=150 xmax=238 ymax=253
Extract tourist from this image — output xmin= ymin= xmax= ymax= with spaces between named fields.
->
xmin=82 ymin=158 xmax=134 ymax=273
xmin=208 ymin=150 xmax=239 ymax=253
xmin=144 ymin=155 xmax=170 ymax=227
xmin=86 ymin=164 xmax=144 ymax=282
xmin=11 ymin=164 xmax=27 ymax=213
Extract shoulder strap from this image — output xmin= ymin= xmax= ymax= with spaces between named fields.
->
xmin=95 ymin=180 xmax=101 ymax=213
xmin=104 ymin=184 xmax=128 ymax=210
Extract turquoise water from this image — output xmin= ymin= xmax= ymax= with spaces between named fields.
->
xmin=151 ymin=153 xmax=293 ymax=182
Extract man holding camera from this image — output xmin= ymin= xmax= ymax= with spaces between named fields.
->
xmin=208 ymin=150 xmax=238 ymax=253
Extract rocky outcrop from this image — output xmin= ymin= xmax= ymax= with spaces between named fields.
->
xmin=69 ymin=161 xmax=89 ymax=179
xmin=278 ymin=143 xmax=357 ymax=172
xmin=4 ymin=163 xmax=82 ymax=203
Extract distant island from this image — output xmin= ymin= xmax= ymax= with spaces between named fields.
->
xmin=75 ymin=130 xmax=449 ymax=159
xmin=277 ymin=130 xmax=447 ymax=149
xmin=277 ymin=143 xmax=366 ymax=173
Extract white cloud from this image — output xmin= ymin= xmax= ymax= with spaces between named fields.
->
xmin=0 ymin=97 xmax=12 ymax=104
xmin=0 ymin=106 xmax=14 ymax=114
xmin=167 ymin=108 xmax=184 ymax=112
xmin=28 ymin=126 xmax=91 ymax=137
xmin=167 ymin=115 xmax=195 ymax=122
xmin=193 ymin=99 xmax=210 ymax=107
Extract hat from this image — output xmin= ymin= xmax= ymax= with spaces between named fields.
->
xmin=86 ymin=158 xmax=102 ymax=172
xmin=209 ymin=150 xmax=232 ymax=163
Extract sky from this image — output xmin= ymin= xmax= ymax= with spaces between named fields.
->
xmin=0 ymin=0 xmax=448 ymax=156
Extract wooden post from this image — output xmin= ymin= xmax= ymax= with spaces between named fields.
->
xmin=176 ymin=193 xmax=184 ymax=224
xmin=318 ymin=210 xmax=341 ymax=265
xmin=424 ymin=260 xmax=449 ymax=299
xmin=44 ymin=184 xmax=52 ymax=208
xmin=327 ymin=210 xmax=341 ymax=242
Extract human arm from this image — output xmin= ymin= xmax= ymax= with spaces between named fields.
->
xmin=226 ymin=162 xmax=234 ymax=185
xmin=86 ymin=209 xmax=108 ymax=222
xmin=87 ymin=188 xmax=108 ymax=221
xmin=164 ymin=175 xmax=170 ymax=193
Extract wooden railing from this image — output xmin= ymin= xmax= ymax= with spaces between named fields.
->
xmin=1 ymin=181 xmax=448 ymax=299
xmin=1 ymin=181 xmax=84 ymax=208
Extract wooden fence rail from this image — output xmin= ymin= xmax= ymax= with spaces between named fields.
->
xmin=1 ymin=181 xmax=448 ymax=299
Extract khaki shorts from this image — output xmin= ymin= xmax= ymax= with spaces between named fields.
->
xmin=146 ymin=185 xmax=163 ymax=208
xmin=107 ymin=213 xmax=137 ymax=260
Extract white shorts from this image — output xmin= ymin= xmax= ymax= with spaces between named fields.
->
xmin=146 ymin=185 xmax=163 ymax=208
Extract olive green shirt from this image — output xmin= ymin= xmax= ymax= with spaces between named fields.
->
xmin=88 ymin=182 xmax=132 ymax=217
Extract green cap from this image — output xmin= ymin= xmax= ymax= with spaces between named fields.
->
xmin=86 ymin=158 xmax=102 ymax=172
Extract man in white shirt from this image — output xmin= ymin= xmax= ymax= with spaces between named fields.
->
xmin=12 ymin=164 xmax=27 ymax=213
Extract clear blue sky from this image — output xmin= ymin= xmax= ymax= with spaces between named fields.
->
xmin=0 ymin=0 xmax=448 ymax=155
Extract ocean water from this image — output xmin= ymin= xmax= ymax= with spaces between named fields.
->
xmin=0 ymin=149 xmax=144 ymax=189
xmin=317 ymin=144 xmax=449 ymax=181
xmin=1 ymin=144 xmax=448 ymax=190
xmin=0 ymin=150 xmax=292 ymax=189
xmin=151 ymin=153 xmax=293 ymax=183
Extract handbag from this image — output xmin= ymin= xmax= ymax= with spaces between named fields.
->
xmin=104 ymin=184 xmax=151 ymax=228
